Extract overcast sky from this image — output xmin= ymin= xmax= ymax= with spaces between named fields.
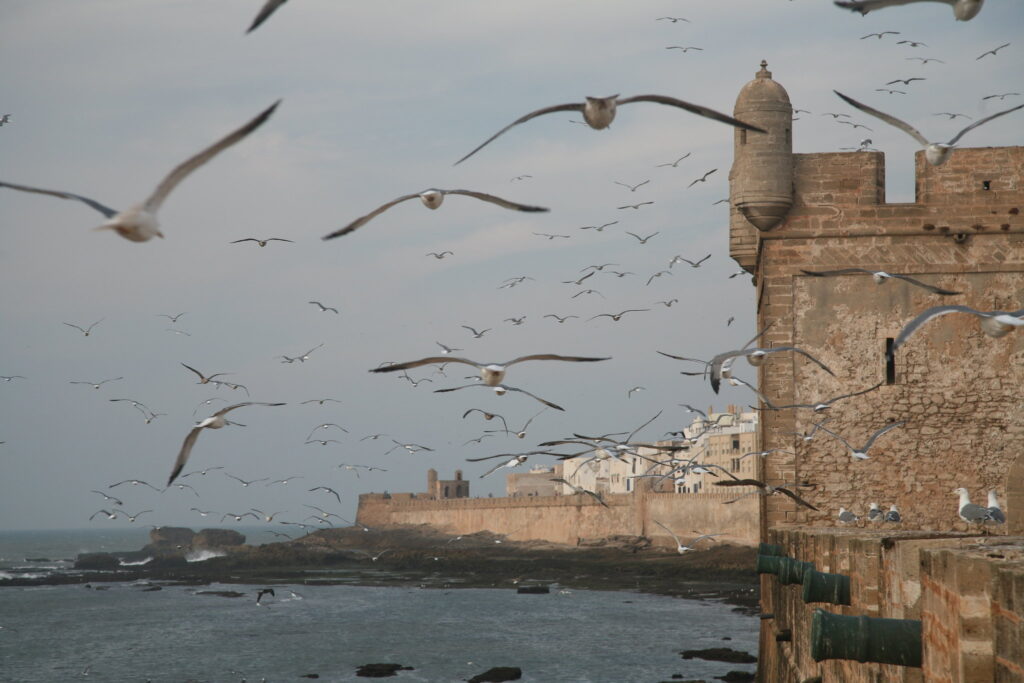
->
xmin=1 ymin=0 xmax=1021 ymax=531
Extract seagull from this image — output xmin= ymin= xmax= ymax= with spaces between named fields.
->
xmin=91 ymin=490 xmax=124 ymax=506
xmin=933 ymin=112 xmax=971 ymax=120
xmin=666 ymin=46 xmax=703 ymax=52
xmin=656 ymin=16 xmax=690 ymax=22
xmin=222 ymin=511 xmax=259 ymax=522
xmin=646 ymin=270 xmax=672 ymax=286
xmin=562 ymin=271 xmax=594 ymax=286
xmin=307 ymin=423 xmax=349 ymax=438
xmin=499 ymin=275 xmax=535 ymax=289
xmin=986 ymin=491 xmax=1006 ymax=524
xmin=90 ymin=509 xmax=120 ymax=521
xmin=818 ymin=421 xmax=906 ymax=460
xmin=231 ymin=237 xmax=293 ymax=247
xmin=889 ymin=305 xmax=1024 ymax=359
xmin=625 ymin=231 xmax=659 ymax=244
xmin=109 ymin=479 xmax=162 ymax=492
xmin=533 ymin=232 xmax=570 ymax=240
xmin=63 ymin=319 xmax=104 ymax=336
xmin=885 ymin=77 xmax=925 ymax=86
xmin=885 ymin=505 xmax=902 ymax=523
xmin=627 ymin=386 xmax=645 ymax=398
xmin=436 ymin=383 xmax=566 ymax=411
xmin=657 ymin=153 xmax=691 ymax=167
xmin=504 ymin=316 xmax=526 ymax=326
xmin=708 ymin=346 xmax=833 ymax=393
xmin=385 ymin=440 xmax=435 ymax=455
xmin=398 ymin=372 xmax=433 ymax=388
xmin=167 ymin=402 xmax=285 ymax=485
xmin=837 ymin=120 xmax=873 ymax=131
xmin=1 ymin=375 xmax=27 ymax=381
xmin=580 ymin=222 xmax=619 ymax=232
xmin=614 ymin=179 xmax=650 ymax=192
xmin=655 ymin=299 xmax=679 ymax=307
xmin=158 ymin=312 xmax=187 ymax=323
xmin=267 ymin=475 xmax=303 ymax=486
xmin=461 ymin=325 xmax=491 ymax=339
xmin=309 ymin=486 xmax=342 ymax=503
xmin=180 ymin=466 xmax=224 ymax=478
xmin=308 ymin=301 xmax=339 ymax=314
xmin=953 ymin=488 xmax=992 ymax=525
xmin=165 ymin=482 xmax=200 ymax=497
xmin=246 ymin=0 xmax=288 ymax=33
xmin=305 ymin=439 xmax=341 ymax=446
xmin=321 ymin=189 xmax=549 ymax=239
xmin=588 ymin=309 xmax=649 ymax=322
xmin=618 ymin=201 xmax=654 ymax=210
xmin=821 ymin=112 xmax=851 ymax=119
xmin=982 ymin=93 xmax=1020 ymax=101
xmin=373 ymin=353 xmax=609 ymax=387
xmin=550 ymin=478 xmax=609 ymax=507
xmin=122 ymin=510 xmax=152 ymax=523
xmin=510 ymin=174 xmax=533 ymax=182
xmin=738 ymin=448 xmax=797 ymax=461
xmin=654 ymin=520 xmax=721 ymax=553
xmin=491 ymin=408 xmax=547 ymax=439
xmin=976 ymin=43 xmax=1010 ymax=60
xmin=713 ymin=479 xmax=819 ymax=510
xmin=838 ymin=508 xmax=859 ymax=524
xmin=874 ymin=89 xmax=906 ymax=96
xmin=426 ymin=251 xmax=454 ymax=259
xmin=671 ymin=254 xmax=711 ymax=268
xmin=756 ymin=382 xmax=883 ymax=413
xmin=293 ymin=343 xmax=324 ymax=362
xmin=135 ymin=407 xmax=166 ymax=424
xmin=688 ymin=169 xmax=717 ymax=187
xmin=0 ymin=102 xmax=279 ymax=242
xmin=897 ymin=40 xmax=928 ymax=47
xmin=223 ymin=474 xmax=269 ymax=488
xmin=255 ymin=588 xmax=276 ymax=605
xmin=474 ymin=454 xmax=530 ymax=478
xmin=181 ymin=363 xmax=232 ymax=385
xmin=860 ymin=31 xmax=900 ymax=39
xmin=544 ymin=314 xmax=579 ymax=323
xmin=455 ymin=95 xmax=765 ymax=164
xmin=786 ymin=418 xmax=834 ymax=443
xmin=0 ymin=114 xmax=11 ymax=126
xmin=906 ymin=57 xmax=944 ymax=64
xmin=801 ymin=268 xmax=959 ymax=295
xmin=70 ymin=377 xmax=124 ymax=390
xmin=833 ymin=91 xmax=1024 ymax=166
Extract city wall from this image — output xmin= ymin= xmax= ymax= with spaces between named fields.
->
xmin=356 ymin=490 xmax=759 ymax=548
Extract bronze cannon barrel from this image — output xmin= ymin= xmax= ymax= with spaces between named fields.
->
xmin=802 ymin=569 xmax=851 ymax=605
xmin=811 ymin=609 xmax=922 ymax=667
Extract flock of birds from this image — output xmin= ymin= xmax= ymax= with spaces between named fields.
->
xmin=2 ymin=1 xmax=1021 ymax=552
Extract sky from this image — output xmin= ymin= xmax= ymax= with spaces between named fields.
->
xmin=1 ymin=0 xmax=1021 ymax=531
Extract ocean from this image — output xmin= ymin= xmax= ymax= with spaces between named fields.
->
xmin=0 ymin=529 xmax=758 ymax=682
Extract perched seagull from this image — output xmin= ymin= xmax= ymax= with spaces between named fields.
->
xmin=167 ymin=402 xmax=285 ymax=484
xmin=550 ymin=478 xmax=609 ymax=507
xmin=885 ymin=505 xmax=902 ymax=523
xmin=231 ymin=237 xmax=293 ymax=247
xmin=455 ymin=95 xmax=764 ymax=164
xmin=976 ymin=42 xmax=1010 ymax=60
xmin=833 ymin=91 xmax=1024 ymax=166
xmin=818 ymin=421 xmax=906 ymax=460
xmin=436 ymin=383 xmax=566 ymax=411
xmin=986 ymin=491 xmax=1006 ymax=524
xmin=461 ymin=325 xmax=491 ymax=339
xmin=373 ymin=353 xmax=609 ymax=387
xmin=63 ymin=319 xmax=104 ymax=337
xmin=426 ymin=251 xmax=454 ymax=259
xmin=70 ymin=377 xmax=124 ymax=390
xmin=889 ymin=305 xmax=1024 ymax=359
xmin=801 ymin=268 xmax=959 ymax=295
xmin=544 ymin=314 xmax=579 ymax=323
xmin=181 ymin=363 xmax=232 ymax=385
xmin=688 ymin=169 xmax=717 ymax=187
xmin=714 ymin=479 xmax=819 ymax=510
xmin=838 ymin=508 xmax=860 ymax=524
xmin=625 ymin=231 xmax=659 ymax=244
xmin=860 ymin=31 xmax=900 ymax=39
xmin=654 ymin=520 xmax=721 ymax=554
xmin=657 ymin=153 xmax=691 ymax=167
xmin=321 ymin=189 xmax=549 ymax=239
xmin=246 ymin=0 xmax=288 ymax=33
xmin=308 ymin=301 xmax=339 ymax=314
xmin=708 ymin=346 xmax=833 ymax=393
xmin=953 ymin=488 xmax=992 ymax=525
xmin=839 ymin=0 xmax=980 ymax=20
xmin=590 ymin=308 xmax=651 ymax=323
xmin=867 ymin=503 xmax=884 ymax=523
xmin=614 ymin=179 xmax=650 ymax=192
xmin=0 ymin=102 xmax=279 ymax=242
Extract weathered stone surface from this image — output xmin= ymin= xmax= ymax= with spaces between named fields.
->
xmin=193 ymin=528 xmax=245 ymax=548
xmin=74 ymin=553 xmax=120 ymax=570
xmin=714 ymin=672 xmax=754 ymax=682
xmin=149 ymin=526 xmax=195 ymax=547
xmin=466 ymin=666 xmax=522 ymax=682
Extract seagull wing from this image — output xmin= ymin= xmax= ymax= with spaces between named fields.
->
xmin=834 ymin=0 xmax=954 ymax=15
xmin=801 ymin=268 xmax=872 ymax=277
xmin=247 ymin=0 xmax=288 ymax=33
xmin=768 ymin=346 xmax=835 ymax=376
xmin=169 ymin=426 xmax=204 ymax=485
xmin=212 ymin=401 xmax=286 ymax=418
xmin=443 ymin=189 xmax=550 ymax=213
xmin=503 ymin=385 xmax=566 ymax=411
xmin=455 ymin=102 xmax=585 ymax=165
xmin=777 ymin=487 xmax=820 ymax=511
xmin=143 ymin=101 xmax=280 ymax=213
xmin=888 ymin=273 xmax=961 ymax=295
xmin=947 ymin=103 xmax=1024 ymax=145
xmin=480 ymin=459 xmax=516 ymax=478
xmin=814 ymin=424 xmax=854 ymax=451
xmin=618 ymin=95 xmax=767 ymax=133
xmin=822 ymin=382 xmax=883 ymax=406
xmin=372 ymin=356 xmax=478 ymax=373
xmin=180 ymin=362 xmax=207 ymax=382
xmin=862 ymin=420 xmax=906 ymax=450
xmin=713 ymin=479 xmax=767 ymax=489
xmin=654 ymin=520 xmax=682 ymax=547
xmin=0 ymin=181 xmax=118 ymax=218
xmin=708 ymin=349 xmax=747 ymax=393
xmin=833 ymin=91 xmax=929 ymax=146
xmin=891 ymin=305 xmax=982 ymax=355
xmin=322 ymin=193 xmax=423 ymax=239
xmin=502 ymin=354 xmax=611 ymax=367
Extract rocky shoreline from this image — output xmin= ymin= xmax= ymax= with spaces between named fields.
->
xmin=4 ymin=524 xmax=760 ymax=611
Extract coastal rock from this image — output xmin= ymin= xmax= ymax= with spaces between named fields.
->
xmin=355 ymin=663 xmax=414 ymax=677
xmin=467 ymin=666 xmax=522 ymax=682
xmin=715 ymin=672 xmax=755 ymax=682
xmin=74 ymin=553 xmax=120 ymax=570
xmin=194 ymin=590 xmax=246 ymax=598
xmin=149 ymin=526 xmax=195 ymax=547
xmin=680 ymin=648 xmax=757 ymax=664
xmin=193 ymin=528 xmax=245 ymax=548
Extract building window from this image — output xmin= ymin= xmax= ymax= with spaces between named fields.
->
xmin=732 ymin=439 xmax=740 ymax=451
xmin=740 ymin=129 xmax=747 ymax=145
xmin=885 ymin=337 xmax=896 ymax=385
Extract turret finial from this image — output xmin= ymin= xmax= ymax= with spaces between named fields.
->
xmin=756 ymin=60 xmax=771 ymax=79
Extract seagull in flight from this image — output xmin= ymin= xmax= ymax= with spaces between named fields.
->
xmin=588 ymin=309 xmax=649 ymax=322
xmin=70 ymin=377 xmax=123 ymax=390
xmin=463 ymin=408 xmax=510 ymax=433
xmin=109 ymin=479 xmax=162 ymax=492
xmin=579 ymin=221 xmax=618 ymax=232
xmin=666 ymin=46 xmax=703 ymax=52
xmin=455 ymin=95 xmax=765 ymax=164
xmin=63 ymin=319 xmax=104 ymax=337
xmin=436 ymin=342 xmax=463 ymax=355
xmin=461 ymin=325 xmax=491 ymax=339
xmin=167 ymin=402 xmax=286 ymax=484
xmin=801 ymin=268 xmax=960 ymax=295
xmin=888 ymin=305 xmax=1024 ymax=359
xmin=231 ymin=237 xmax=293 ymax=247
xmin=309 ymin=486 xmax=343 ymax=503
xmin=614 ymin=179 xmax=650 ymax=192
xmin=670 ymin=254 xmax=711 ymax=268
xmin=618 ymin=201 xmax=654 ymax=210
xmin=373 ymin=353 xmax=609 ymax=387
xmin=223 ymin=473 xmax=269 ymax=488
xmin=437 ymin=383 xmax=567 ymax=411
xmin=713 ymin=479 xmax=819 ymax=510
xmin=756 ymin=382 xmax=883 ymax=413
xmin=544 ymin=314 xmax=579 ymax=323
xmin=976 ymin=42 xmax=1010 ymax=60
xmin=0 ymin=102 xmax=279 ymax=242
xmin=533 ymin=232 xmax=570 ymax=240
xmin=861 ymin=31 xmax=900 ymax=39
xmin=897 ymin=40 xmax=928 ymax=47
xmin=181 ymin=363 xmax=232 ymax=385
xmin=688 ymin=169 xmax=717 ymax=187
xmin=654 ymin=520 xmax=722 ymax=553
xmin=550 ymin=478 xmax=609 ymax=507
xmin=885 ymin=77 xmax=925 ymax=86
xmin=833 ymin=91 xmax=1024 ymax=166
xmin=308 ymin=301 xmax=338 ymax=314
xmin=626 ymin=231 xmax=659 ymax=244
xmin=246 ymin=0 xmax=289 ymax=33
xmin=657 ymin=153 xmax=691 ymax=168
xmin=426 ymin=251 xmax=454 ymax=259
xmin=818 ymin=421 xmax=906 ymax=460
xmin=656 ymin=16 xmax=690 ymax=22
xmin=321 ymin=189 xmax=549 ymax=239
xmin=708 ymin=346 xmax=833 ymax=393
xmin=158 ymin=312 xmax=187 ymax=323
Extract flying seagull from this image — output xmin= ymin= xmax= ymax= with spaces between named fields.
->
xmin=231 ymin=237 xmax=293 ymax=247
xmin=833 ymin=91 xmax=1024 ymax=166
xmin=63 ymin=319 xmax=104 ymax=336
xmin=860 ymin=31 xmax=900 ymax=39
xmin=688 ymin=169 xmax=718 ymax=187
xmin=455 ymin=94 xmax=765 ymax=164
xmin=817 ymin=421 xmax=906 ymax=460
xmin=370 ymin=353 xmax=609 ymax=387
xmin=181 ymin=363 xmax=231 ymax=385
xmin=167 ymin=402 xmax=286 ymax=485
xmin=70 ymin=377 xmax=124 ymax=390
xmin=435 ymin=383 xmax=566 ymax=411
xmin=321 ymin=189 xmax=549 ymax=240
xmin=889 ymin=305 xmax=1024 ymax=359
xmin=308 ymin=301 xmax=338 ymax=314
xmin=654 ymin=520 xmax=722 ymax=554
xmin=550 ymin=478 xmax=609 ymax=507
xmin=713 ymin=479 xmax=819 ymax=510
xmin=801 ymin=268 xmax=960 ymax=295
xmin=834 ymin=0 xmax=983 ymax=21
xmin=0 ymin=101 xmax=279 ymax=242
xmin=708 ymin=346 xmax=833 ymax=393
xmin=976 ymin=42 xmax=1010 ymax=60
xmin=247 ymin=0 xmax=288 ymax=33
